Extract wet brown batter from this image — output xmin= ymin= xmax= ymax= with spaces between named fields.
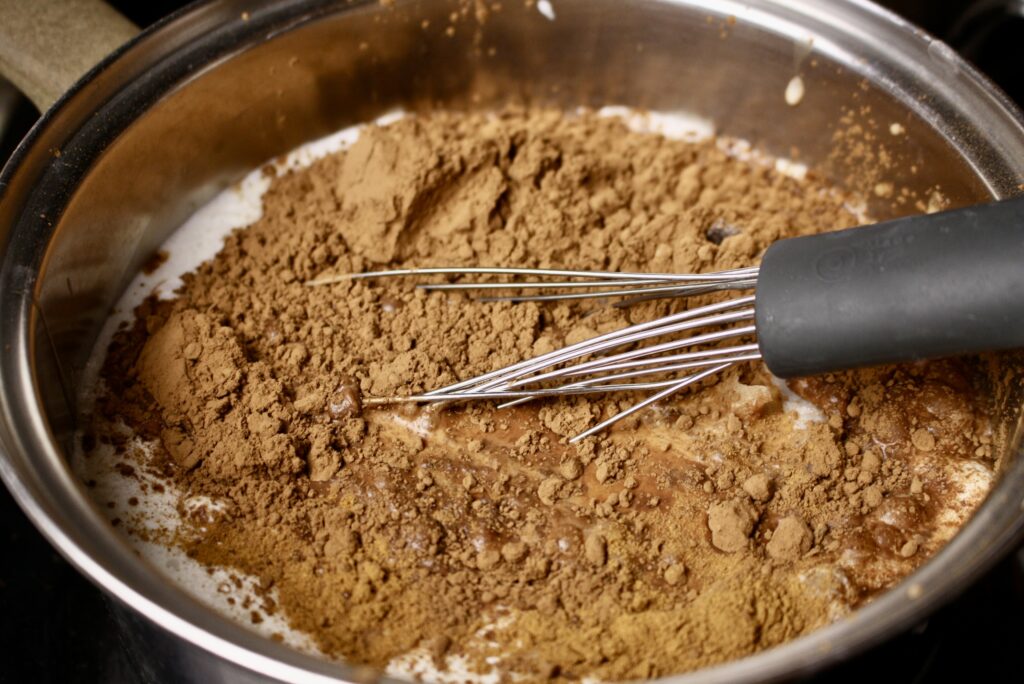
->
xmin=86 ymin=109 xmax=999 ymax=681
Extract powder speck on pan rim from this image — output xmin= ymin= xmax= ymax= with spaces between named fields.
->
xmin=76 ymin=108 xmax=999 ymax=682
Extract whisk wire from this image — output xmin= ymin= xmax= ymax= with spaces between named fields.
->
xmin=425 ymin=294 xmax=756 ymax=398
xmin=306 ymin=265 xmax=759 ymax=287
xmin=497 ymin=318 xmax=756 ymax=392
xmin=314 ymin=266 xmax=760 ymax=439
xmin=569 ymin=363 xmax=734 ymax=443
xmin=562 ymin=342 xmax=761 ymax=377
xmin=478 ymin=279 xmax=757 ymax=303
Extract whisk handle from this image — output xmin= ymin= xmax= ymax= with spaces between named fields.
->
xmin=756 ymin=196 xmax=1024 ymax=378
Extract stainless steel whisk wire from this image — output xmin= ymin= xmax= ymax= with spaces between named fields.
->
xmin=307 ymin=266 xmax=762 ymax=441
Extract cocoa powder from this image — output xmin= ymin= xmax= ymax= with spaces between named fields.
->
xmin=89 ymin=109 xmax=1000 ymax=681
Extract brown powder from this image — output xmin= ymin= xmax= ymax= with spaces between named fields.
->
xmin=91 ymin=109 xmax=999 ymax=681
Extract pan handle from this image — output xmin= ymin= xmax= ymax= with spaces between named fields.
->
xmin=0 ymin=0 xmax=137 ymax=112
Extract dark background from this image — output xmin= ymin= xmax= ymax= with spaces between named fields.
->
xmin=2 ymin=1 xmax=1023 ymax=682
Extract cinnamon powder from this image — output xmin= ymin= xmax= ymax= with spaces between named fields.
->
xmin=89 ymin=109 xmax=999 ymax=681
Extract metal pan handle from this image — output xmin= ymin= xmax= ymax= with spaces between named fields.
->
xmin=0 ymin=0 xmax=136 ymax=112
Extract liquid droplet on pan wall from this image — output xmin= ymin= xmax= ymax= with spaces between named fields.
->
xmin=785 ymin=75 xmax=805 ymax=107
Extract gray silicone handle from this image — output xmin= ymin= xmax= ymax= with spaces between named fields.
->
xmin=755 ymin=196 xmax=1024 ymax=378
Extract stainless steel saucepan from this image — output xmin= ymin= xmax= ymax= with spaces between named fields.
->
xmin=1 ymin=1 xmax=1022 ymax=682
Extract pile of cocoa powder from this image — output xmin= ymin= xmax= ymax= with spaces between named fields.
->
xmin=87 ymin=109 xmax=1000 ymax=681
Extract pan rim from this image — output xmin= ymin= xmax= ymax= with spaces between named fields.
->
xmin=0 ymin=1 xmax=1022 ymax=683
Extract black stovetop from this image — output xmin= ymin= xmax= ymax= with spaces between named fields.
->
xmin=1 ymin=1 xmax=1023 ymax=682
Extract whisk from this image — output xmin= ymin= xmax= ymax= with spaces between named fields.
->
xmin=308 ymin=198 xmax=1024 ymax=441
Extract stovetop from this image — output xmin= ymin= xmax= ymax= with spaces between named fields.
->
xmin=1 ymin=1 xmax=1023 ymax=682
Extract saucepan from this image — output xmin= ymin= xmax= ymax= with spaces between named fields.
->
xmin=0 ymin=0 xmax=1022 ymax=682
